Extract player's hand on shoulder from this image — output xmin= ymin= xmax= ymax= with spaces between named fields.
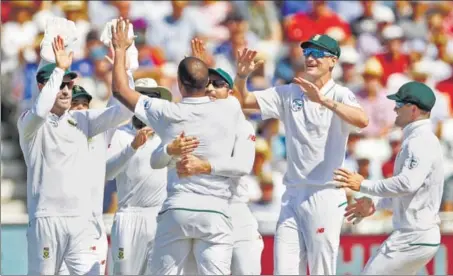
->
xmin=131 ymin=127 xmax=154 ymax=150
xmin=167 ymin=132 xmax=199 ymax=156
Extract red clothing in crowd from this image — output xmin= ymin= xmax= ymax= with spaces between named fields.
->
xmin=381 ymin=157 xmax=396 ymax=178
xmin=374 ymin=53 xmax=410 ymax=86
xmin=435 ymin=76 xmax=453 ymax=115
xmin=286 ymin=10 xmax=351 ymax=42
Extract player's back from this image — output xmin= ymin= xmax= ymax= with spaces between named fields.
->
xmin=134 ymin=95 xmax=242 ymax=213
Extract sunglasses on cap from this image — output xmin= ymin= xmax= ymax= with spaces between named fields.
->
xmin=207 ymin=79 xmax=229 ymax=89
xmin=303 ymin=48 xmax=336 ymax=59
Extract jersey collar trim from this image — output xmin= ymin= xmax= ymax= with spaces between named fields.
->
xmin=402 ymin=119 xmax=431 ymax=140
xmin=181 ymin=96 xmax=211 ymax=104
xmin=319 ymin=79 xmax=336 ymax=95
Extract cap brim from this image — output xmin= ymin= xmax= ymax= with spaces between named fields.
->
xmin=72 ymin=94 xmax=93 ymax=102
xmin=386 ymin=93 xmax=401 ymax=101
xmin=300 ymin=41 xmax=337 ymax=56
xmin=64 ymin=72 xmax=78 ymax=80
xmin=208 ymin=68 xmax=233 ymax=88
xmin=136 ymin=86 xmax=172 ymax=102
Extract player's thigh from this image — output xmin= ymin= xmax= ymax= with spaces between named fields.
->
xmin=143 ymin=210 xmax=160 ymax=274
xmin=149 ymin=210 xmax=193 ymax=275
xmin=64 ymin=217 xmax=100 ymax=275
xmin=58 ymin=261 xmax=70 ymax=275
xmin=110 ymin=212 xmax=148 ymax=275
xmin=274 ymin=201 xmax=306 ymax=275
xmin=299 ymin=188 xmax=346 ymax=275
xmin=231 ymin=238 xmax=264 ymax=275
xmin=193 ymin=239 xmax=233 ymax=275
xmin=363 ymin=244 xmax=439 ymax=275
xmin=94 ymin=215 xmax=108 ymax=270
xmin=27 ymin=217 xmax=67 ymax=276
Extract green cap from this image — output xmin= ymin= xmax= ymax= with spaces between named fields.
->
xmin=301 ymin=34 xmax=341 ymax=57
xmin=387 ymin=81 xmax=436 ymax=112
xmin=208 ymin=68 xmax=233 ymax=89
xmin=36 ymin=63 xmax=78 ymax=84
xmin=72 ymin=85 xmax=92 ymax=102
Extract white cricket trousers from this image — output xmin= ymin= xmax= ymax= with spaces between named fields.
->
xmin=58 ymin=214 xmax=108 ymax=275
xmin=149 ymin=208 xmax=233 ymax=275
xmin=362 ymin=227 xmax=441 ymax=275
xmin=27 ymin=216 xmax=100 ymax=275
xmin=110 ymin=206 xmax=160 ymax=275
xmin=274 ymin=186 xmax=347 ymax=275
xmin=230 ymin=202 xmax=264 ymax=275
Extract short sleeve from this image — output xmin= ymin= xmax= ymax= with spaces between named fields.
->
xmin=254 ymin=85 xmax=290 ymax=120
xmin=339 ymin=88 xmax=363 ymax=133
xmin=134 ymin=95 xmax=169 ymax=132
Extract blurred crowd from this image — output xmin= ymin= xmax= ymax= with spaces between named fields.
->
xmin=2 ymin=0 xmax=453 ymax=234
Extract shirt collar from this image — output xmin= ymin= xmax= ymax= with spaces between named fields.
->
xmin=319 ymin=79 xmax=336 ymax=95
xmin=181 ymin=96 xmax=212 ymax=104
xmin=402 ymin=119 xmax=432 ymax=140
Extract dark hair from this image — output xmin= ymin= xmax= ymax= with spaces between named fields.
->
xmin=177 ymin=57 xmax=209 ymax=94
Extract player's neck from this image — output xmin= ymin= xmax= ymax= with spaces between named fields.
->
xmin=313 ymin=74 xmax=332 ymax=90
xmin=50 ymin=107 xmax=67 ymax=117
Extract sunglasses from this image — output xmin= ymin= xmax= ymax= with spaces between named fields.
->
xmin=60 ymin=81 xmax=72 ymax=90
xmin=395 ymin=101 xmax=409 ymax=109
xmin=303 ymin=48 xmax=336 ymax=59
xmin=207 ymin=79 xmax=229 ymax=89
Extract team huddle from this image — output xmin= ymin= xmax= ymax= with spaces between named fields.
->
xmin=18 ymin=16 xmax=444 ymax=276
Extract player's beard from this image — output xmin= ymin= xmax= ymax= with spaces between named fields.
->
xmin=132 ymin=116 xmax=146 ymax=130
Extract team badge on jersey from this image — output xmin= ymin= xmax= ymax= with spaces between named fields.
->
xmin=291 ymin=98 xmax=303 ymax=112
xmin=68 ymin=118 xmax=77 ymax=127
xmin=118 ymin=248 xmax=124 ymax=260
xmin=43 ymin=247 xmax=50 ymax=259
xmin=406 ymin=155 xmax=419 ymax=170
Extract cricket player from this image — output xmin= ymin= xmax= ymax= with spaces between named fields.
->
xmin=105 ymin=79 xmax=172 ymax=275
xmin=335 ymin=81 xmax=444 ymax=275
xmin=18 ymin=36 xmax=133 ymax=275
xmin=233 ymin=34 xmax=369 ymax=275
xmin=151 ymin=67 xmax=263 ymax=275
xmin=110 ymin=18 xmax=243 ymax=275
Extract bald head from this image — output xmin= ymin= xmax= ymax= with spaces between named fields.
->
xmin=178 ymin=57 xmax=209 ymax=95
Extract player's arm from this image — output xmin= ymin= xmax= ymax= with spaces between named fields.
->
xmin=320 ymin=92 xmax=369 ymax=129
xmin=111 ymin=18 xmax=141 ymax=111
xmin=360 ymin=139 xmax=432 ymax=197
xmin=294 ymin=78 xmax=369 ymax=129
xmin=233 ymin=49 xmax=265 ymax=109
xmin=18 ymin=37 xmax=69 ymax=139
xmin=150 ymin=142 xmax=173 ymax=169
xmin=209 ymin=120 xmax=256 ymax=177
xmin=105 ymin=135 xmax=137 ymax=181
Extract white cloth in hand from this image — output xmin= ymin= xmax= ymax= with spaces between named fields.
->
xmin=40 ymin=17 xmax=78 ymax=63
xmin=100 ymin=19 xmax=139 ymax=71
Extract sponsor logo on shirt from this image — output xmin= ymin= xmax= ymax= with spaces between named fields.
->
xmin=406 ymin=155 xmax=419 ymax=170
xmin=43 ymin=247 xmax=50 ymax=259
xmin=118 ymin=248 xmax=124 ymax=260
xmin=291 ymin=98 xmax=303 ymax=112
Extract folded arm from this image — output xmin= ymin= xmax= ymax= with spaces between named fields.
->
xmin=105 ymin=143 xmax=137 ymax=181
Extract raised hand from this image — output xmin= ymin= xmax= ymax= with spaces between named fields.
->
xmin=105 ymin=42 xmax=130 ymax=68
xmin=293 ymin=77 xmax=326 ymax=104
xmin=344 ymin=197 xmax=376 ymax=224
xmin=191 ymin=38 xmax=207 ymax=63
xmin=131 ymin=127 xmax=154 ymax=150
xmin=333 ymin=168 xmax=365 ymax=192
xmin=52 ymin=35 xmax=73 ymax=70
xmin=111 ymin=17 xmax=133 ymax=51
xmin=167 ymin=132 xmax=200 ymax=156
xmin=236 ymin=48 xmax=264 ymax=78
